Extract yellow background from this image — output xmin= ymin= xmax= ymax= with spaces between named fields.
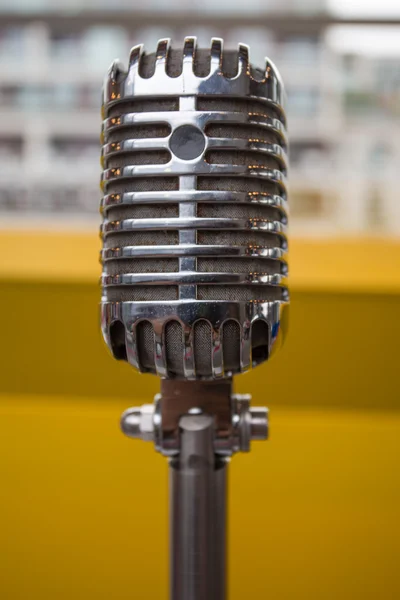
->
xmin=0 ymin=232 xmax=399 ymax=599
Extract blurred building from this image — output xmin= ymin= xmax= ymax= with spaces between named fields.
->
xmin=1 ymin=5 xmax=400 ymax=600
xmin=0 ymin=0 xmax=399 ymax=235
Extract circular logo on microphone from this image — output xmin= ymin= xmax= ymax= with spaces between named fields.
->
xmin=169 ymin=125 xmax=206 ymax=160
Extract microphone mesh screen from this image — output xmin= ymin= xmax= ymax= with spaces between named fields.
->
xmin=197 ymin=97 xmax=283 ymax=122
xmin=197 ymin=230 xmax=282 ymax=248
xmin=107 ymin=98 xmax=179 ymax=115
xmin=205 ymin=123 xmax=277 ymax=142
xmin=196 ymin=176 xmax=279 ymax=193
xmin=106 ymin=124 xmax=171 ymax=142
xmin=222 ymin=321 xmax=241 ymax=372
xmin=106 ymin=286 xmax=179 ymax=302
xmin=197 ymin=203 xmax=281 ymax=219
xmin=106 ymin=150 xmax=170 ymax=167
xmin=104 ymin=231 xmax=179 ymax=248
xmin=205 ymin=150 xmax=278 ymax=169
xmin=106 ymin=177 xmax=179 ymax=194
xmin=106 ymin=203 xmax=179 ymax=220
xmin=193 ymin=321 xmax=213 ymax=377
xmin=197 ymin=258 xmax=280 ymax=274
xmin=137 ymin=321 xmax=155 ymax=370
xmin=106 ymin=259 xmax=179 ymax=276
xmin=197 ymin=286 xmax=283 ymax=301
xmin=165 ymin=321 xmax=184 ymax=376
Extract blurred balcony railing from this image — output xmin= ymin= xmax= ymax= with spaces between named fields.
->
xmin=0 ymin=8 xmax=399 ymax=236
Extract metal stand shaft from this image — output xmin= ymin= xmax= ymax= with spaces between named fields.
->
xmin=170 ymin=415 xmax=227 ymax=600
xmin=121 ymin=381 xmax=268 ymax=600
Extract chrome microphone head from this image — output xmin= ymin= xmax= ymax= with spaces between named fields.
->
xmin=100 ymin=37 xmax=289 ymax=380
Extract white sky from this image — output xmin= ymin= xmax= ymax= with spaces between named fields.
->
xmin=328 ymin=0 xmax=400 ymax=18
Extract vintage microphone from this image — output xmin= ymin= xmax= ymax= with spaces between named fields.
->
xmin=100 ymin=37 xmax=288 ymax=600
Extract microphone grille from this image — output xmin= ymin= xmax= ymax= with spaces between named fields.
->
xmin=101 ymin=39 xmax=289 ymax=379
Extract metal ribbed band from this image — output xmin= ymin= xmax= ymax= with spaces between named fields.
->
xmin=100 ymin=37 xmax=289 ymax=379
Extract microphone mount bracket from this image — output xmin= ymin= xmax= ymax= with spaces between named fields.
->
xmin=121 ymin=379 xmax=268 ymax=456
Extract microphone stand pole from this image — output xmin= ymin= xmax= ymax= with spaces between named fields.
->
xmin=121 ymin=380 xmax=268 ymax=600
xmin=170 ymin=413 xmax=227 ymax=600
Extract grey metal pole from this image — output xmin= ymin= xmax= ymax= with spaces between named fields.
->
xmin=121 ymin=384 xmax=268 ymax=600
xmin=169 ymin=414 xmax=227 ymax=600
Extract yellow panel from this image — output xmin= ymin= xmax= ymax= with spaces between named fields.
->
xmin=0 ymin=395 xmax=399 ymax=600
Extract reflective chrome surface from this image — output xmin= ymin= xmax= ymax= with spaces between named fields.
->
xmin=103 ymin=38 xmax=286 ymax=114
xmin=100 ymin=37 xmax=289 ymax=379
xmin=102 ymin=216 xmax=288 ymax=235
xmin=170 ymin=414 xmax=227 ymax=600
xmin=101 ymin=299 xmax=287 ymax=378
xmin=101 ymin=190 xmax=288 ymax=215
xmin=121 ymin=390 xmax=268 ymax=456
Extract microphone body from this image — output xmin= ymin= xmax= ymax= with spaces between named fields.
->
xmin=100 ymin=38 xmax=289 ymax=380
